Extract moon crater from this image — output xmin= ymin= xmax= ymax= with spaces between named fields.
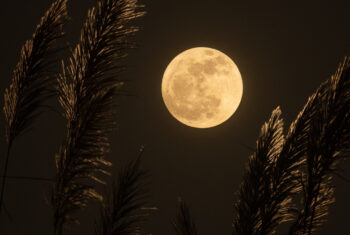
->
xmin=162 ymin=47 xmax=243 ymax=128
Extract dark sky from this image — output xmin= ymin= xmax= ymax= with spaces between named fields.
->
xmin=0 ymin=0 xmax=349 ymax=234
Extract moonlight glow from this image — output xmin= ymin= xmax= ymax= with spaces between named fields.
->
xmin=161 ymin=47 xmax=243 ymax=128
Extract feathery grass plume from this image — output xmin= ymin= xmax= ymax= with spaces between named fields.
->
xmin=250 ymin=73 xmax=329 ymax=235
xmin=233 ymin=57 xmax=350 ymax=235
xmin=0 ymin=0 xmax=68 ymax=216
xmin=233 ymin=66 xmax=336 ymax=235
xmin=233 ymin=107 xmax=285 ymax=235
xmin=95 ymin=149 xmax=153 ymax=235
xmin=173 ymin=199 xmax=198 ymax=235
xmin=51 ymin=0 xmax=145 ymax=234
xmin=288 ymin=57 xmax=350 ymax=235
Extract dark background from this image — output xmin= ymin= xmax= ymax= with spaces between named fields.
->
xmin=0 ymin=0 xmax=349 ymax=234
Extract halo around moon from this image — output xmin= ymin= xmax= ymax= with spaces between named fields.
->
xmin=161 ymin=47 xmax=243 ymax=128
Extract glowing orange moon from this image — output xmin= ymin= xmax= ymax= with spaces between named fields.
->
xmin=161 ymin=47 xmax=243 ymax=128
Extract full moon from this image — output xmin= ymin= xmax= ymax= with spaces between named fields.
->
xmin=161 ymin=47 xmax=243 ymax=128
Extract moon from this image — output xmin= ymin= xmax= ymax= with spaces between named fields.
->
xmin=161 ymin=47 xmax=243 ymax=128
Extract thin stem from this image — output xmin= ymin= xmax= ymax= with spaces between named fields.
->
xmin=0 ymin=142 xmax=12 ymax=217
xmin=0 ymin=176 xmax=54 ymax=183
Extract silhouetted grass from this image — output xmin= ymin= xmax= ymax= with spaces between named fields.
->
xmin=233 ymin=107 xmax=286 ymax=235
xmin=50 ymin=0 xmax=145 ymax=234
xmin=233 ymin=57 xmax=350 ymax=235
xmin=0 ymin=0 xmax=68 ymax=217
xmin=95 ymin=149 xmax=153 ymax=235
xmin=173 ymin=199 xmax=198 ymax=235
xmin=288 ymin=57 xmax=350 ymax=235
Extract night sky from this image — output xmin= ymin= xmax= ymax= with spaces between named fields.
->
xmin=0 ymin=0 xmax=349 ymax=234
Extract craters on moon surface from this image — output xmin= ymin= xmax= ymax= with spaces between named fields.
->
xmin=161 ymin=47 xmax=243 ymax=128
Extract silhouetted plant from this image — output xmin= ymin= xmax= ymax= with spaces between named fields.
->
xmin=0 ymin=0 xmax=68 ymax=217
xmin=233 ymin=107 xmax=286 ymax=235
xmin=173 ymin=199 xmax=198 ymax=235
xmin=233 ymin=57 xmax=350 ymax=235
xmin=95 ymin=149 xmax=153 ymax=235
xmin=50 ymin=0 xmax=145 ymax=234
xmin=288 ymin=57 xmax=350 ymax=235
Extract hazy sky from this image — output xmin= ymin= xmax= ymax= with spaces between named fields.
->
xmin=0 ymin=0 xmax=349 ymax=234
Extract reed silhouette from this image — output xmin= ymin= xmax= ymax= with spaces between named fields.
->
xmin=51 ymin=0 xmax=144 ymax=233
xmin=1 ymin=0 xmax=147 ymax=234
xmin=232 ymin=57 xmax=350 ymax=235
xmin=0 ymin=0 xmax=68 ymax=217
xmin=173 ymin=199 xmax=198 ymax=235
xmin=1 ymin=0 xmax=349 ymax=234
xmin=95 ymin=149 xmax=153 ymax=235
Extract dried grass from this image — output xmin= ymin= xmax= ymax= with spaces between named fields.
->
xmin=50 ymin=0 xmax=145 ymax=234
xmin=0 ymin=0 xmax=68 ymax=217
